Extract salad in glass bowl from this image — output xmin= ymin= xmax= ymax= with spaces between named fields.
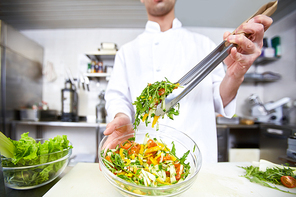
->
xmin=0 ymin=132 xmax=72 ymax=190
xmin=99 ymin=124 xmax=202 ymax=197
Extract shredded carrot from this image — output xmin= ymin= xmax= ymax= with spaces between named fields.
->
xmin=152 ymin=116 xmax=160 ymax=128
xmin=142 ymin=114 xmax=149 ymax=122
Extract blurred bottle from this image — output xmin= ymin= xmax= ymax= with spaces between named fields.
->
xmin=87 ymin=63 xmax=91 ymax=73
xmin=96 ymin=90 xmax=106 ymax=123
xmin=94 ymin=61 xmax=99 ymax=73
xmin=98 ymin=61 xmax=103 ymax=73
xmin=271 ymin=36 xmax=281 ymax=57
xmin=261 ymin=37 xmax=274 ymax=58
xmin=91 ymin=61 xmax=96 ymax=73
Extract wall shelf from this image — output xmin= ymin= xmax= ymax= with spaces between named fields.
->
xmin=85 ymin=50 xmax=116 ymax=61
xmin=254 ymin=56 xmax=280 ymax=65
xmin=84 ymin=73 xmax=111 ymax=78
xmin=84 ymin=50 xmax=116 ymax=80
xmin=243 ymin=72 xmax=281 ymax=84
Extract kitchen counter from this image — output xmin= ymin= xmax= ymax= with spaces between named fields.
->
xmin=216 ymin=123 xmax=259 ymax=129
xmin=33 ymin=162 xmax=296 ymax=197
xmin=260 ymin=122 xmax=296 ymax=131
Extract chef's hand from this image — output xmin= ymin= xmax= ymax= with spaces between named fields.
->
xmin=220 ymin=15 xmax=273 ymax=106
xmin=223 ymin=15 xmax=273 ymax=75
xmin=103 ymin=113 xmax=134 ymax=149
xmin=99 ymin=113 xmax=134 ymax=171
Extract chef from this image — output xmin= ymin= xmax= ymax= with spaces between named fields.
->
xmin=104 ymin=0 xmax=273 ymax=163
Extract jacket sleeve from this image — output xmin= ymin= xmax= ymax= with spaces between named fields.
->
xmin=105 ymin=48 xmax=135 ymax=122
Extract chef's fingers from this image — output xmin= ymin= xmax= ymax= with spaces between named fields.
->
xmin=226 ymin=34 xmax=261 ymax=56
xmin=247 ymin=15 xmax=273 ymax=32
xmin=235 ymin=15 xmax=273 ymax=43
xmin=223 ymin=31 xmax=231 ymax=39
xmin=104 ymin=122 xmax=115 ymax=135
xmin=228 ymin=47 xmax=248 ymax=66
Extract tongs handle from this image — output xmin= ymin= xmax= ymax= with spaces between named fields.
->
xmin=155 ymin=1 xmax=278 ymax=117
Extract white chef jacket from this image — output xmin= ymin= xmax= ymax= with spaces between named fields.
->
xmin=105 ymin=18 xmax=236 ymax=163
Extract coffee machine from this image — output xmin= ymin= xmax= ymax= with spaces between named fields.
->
xmin=61 ymin=79 xmax=79 ymax=122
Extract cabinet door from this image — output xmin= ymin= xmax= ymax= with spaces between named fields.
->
xmin=217 ymin=128 xmax=229 ymax=162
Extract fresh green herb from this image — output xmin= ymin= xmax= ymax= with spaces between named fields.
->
xmin=179 ymin=150 xmax=190 ymax=164
xmin=128 ymin=137 xmax=135 ymax=141
xmin=133 ymin=78 xmax=182 ymax=130
xmin=240 ymin=165 xmax=296 ymax=194
xmin=112 ymin=153 xmax=125 ymax=169
xmin=170 ymin=141 xmax=176 ymax=157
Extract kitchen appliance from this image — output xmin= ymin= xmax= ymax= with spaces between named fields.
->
xmin=61 ymin=79 xmax=79 ymax=122
xmin=260 ymin=124 xmax=294 ymax=164
xmin=20 ymin=109 xmax=40 ymax=121
xmin=0 ymin=21 xmax=43 ymax=137
xmin=287 ymin=133 xmax=296 ymax=160
xmin=248 ymin=94 xmax=290 ymax=123
xmin=96 ymin=90 xmax=106 ymax=123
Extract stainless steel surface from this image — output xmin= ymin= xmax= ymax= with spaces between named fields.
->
xmin=217 ymin=127 xmax=229 ymax=162
xmin=249 ymin=94 xmax=291 ymax=123
xmin=0 ymin=21 xmax=43 ymax=136
xmin=260 ymin=124 xmax=293 ymax=164
xmin=155 ymin=41 xmax=233 ymax=116
xmin=19 ymin=109 xmax=40 ymax=121
xmin=1 ymin=0 xmax=295 ymax=30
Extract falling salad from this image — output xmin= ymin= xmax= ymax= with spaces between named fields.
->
xmin=101 ymin=134 xmax=190 ymax=187
xmin=133 ymin=78 xmax=181 ymax=131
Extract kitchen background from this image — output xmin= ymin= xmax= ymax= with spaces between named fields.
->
xmin=1 ymin=0 xmax=296 ymax=163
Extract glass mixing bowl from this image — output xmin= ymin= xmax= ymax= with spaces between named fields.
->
xmin=99 ymin=124 xmax=202 ymax=197
xmin=1 ymin=139 xmax=72 ymax=190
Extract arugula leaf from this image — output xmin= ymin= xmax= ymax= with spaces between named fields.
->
xmin=111 ymin=153 xmax=125 ymax=169
xmin=170 ymin=141 xmax=176 ymax=156
xmin=179 ymin=150 xmax=190 ymax=164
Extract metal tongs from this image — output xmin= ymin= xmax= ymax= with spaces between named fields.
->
xmin=155 ymin=1 xmax=278 ymax=117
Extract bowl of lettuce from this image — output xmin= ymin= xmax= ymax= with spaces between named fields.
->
xmin=0 ymin=132 xmax=72 ymax=190
xmin=99 ymin=124 xmax=202 ymax=197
